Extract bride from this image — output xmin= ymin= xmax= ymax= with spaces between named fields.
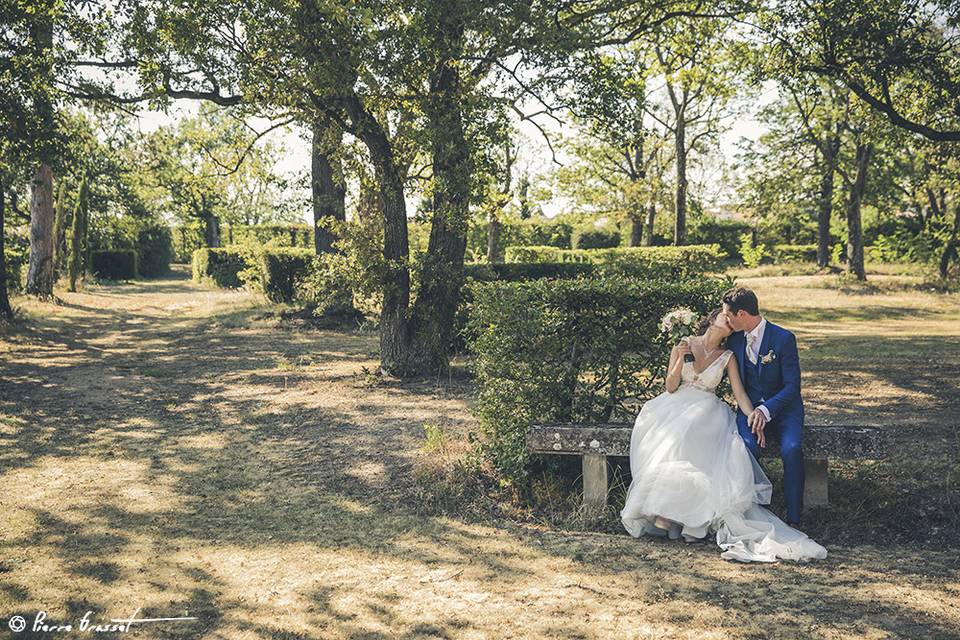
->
xmin=619 ymin=308 xmax=827 ymax=563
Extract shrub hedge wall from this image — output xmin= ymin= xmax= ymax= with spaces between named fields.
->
xmin=466 ymin=274 xmax=731 ymax=484
xmin=91 ymin=250 xmax=138 ymax=281
xmin=192 ymin=247 xmax=248 ymax=288
xmin=503 ymin=244 xmax=727 ymax=277
xmin=261 ymin=247 xmax=317 ymax=303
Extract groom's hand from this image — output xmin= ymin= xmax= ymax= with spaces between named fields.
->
xmin=748 ymin=409 xmax=767 ymax=447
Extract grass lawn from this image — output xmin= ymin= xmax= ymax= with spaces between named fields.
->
xmin=0 ymin=265 xmax=958 ymax=639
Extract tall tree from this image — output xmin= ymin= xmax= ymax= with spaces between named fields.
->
xmin=648 ymin=18 xmax=743 ymax=245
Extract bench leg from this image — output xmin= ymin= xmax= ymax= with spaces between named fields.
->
xmin=803 ymin=457 xmax=828 ymax=509
xmin=582 ymin=452 xmax=608 ymax=524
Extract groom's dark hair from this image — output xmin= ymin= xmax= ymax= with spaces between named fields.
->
xmin=722 ymin=286 xmax=760 ymax=316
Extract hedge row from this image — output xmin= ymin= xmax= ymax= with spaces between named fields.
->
xmin=466 ymin=274 xmax=731 ymax=484
xmin=260 ymin=248 xmax=316 ymax=303
xmin=174 ymin=223 xmax=313 ymax=262
xmin=192 ymin=247 xmax=248 ymax=288
xmin=770 ymin=244 xmax=818 ymax=263
xmin=91 ymin=250 xmax=138 ymax=281
xmin=463 ymin=262 xmax=595 ymax=282
xmin=503 ymin=244 xmax=727 ymax=276
xmin=192 ymin=246 xmax=318 ymax=303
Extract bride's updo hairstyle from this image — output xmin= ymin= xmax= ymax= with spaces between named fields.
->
xmin=695 ymin=308 xmax=725 ymax=343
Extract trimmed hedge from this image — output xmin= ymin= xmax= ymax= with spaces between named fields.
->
xmin=771 ymin=244 xmax=818 ymax=263
xmin=688 ymin=219 xmax=753 ymax=262
xmin=463 ymin=262 xmax=595 ymax=282
xmin=136 ymin=223 xmax=174 ymax=277
xmin=91 ymin=250 xmax=138 ymax=281
xmin=504 ymin=244 xmax=726 ymax=277
xmin=174 ymin=223 xmax=314 ymax=263
xmin=192 ymin=247 xmax=249 ymax=288
xmin=466 ymin=274 xmax=731 ymax=484
xmin=571 ymin=223 xmax=620 ymax=249
xmin=261 ymin=247 xmax=317 ymax=303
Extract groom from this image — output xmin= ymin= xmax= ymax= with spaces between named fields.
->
xmin=721 ymin=286 xmax=805 ymax=527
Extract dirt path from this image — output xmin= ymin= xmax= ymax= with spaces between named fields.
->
xmin=1 ymin=268 xmax=958 ymax=639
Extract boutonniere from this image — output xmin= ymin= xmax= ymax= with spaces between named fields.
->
xmin=761 ymin=349 xmax=776 ymax=365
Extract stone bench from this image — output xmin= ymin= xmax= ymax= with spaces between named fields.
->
xmin=525 ymin=422 xmax=887 ymax=524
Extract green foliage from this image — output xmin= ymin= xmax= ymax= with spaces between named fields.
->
xmin=504 ymin=244 xmax=727 ymax=277
xmin=739 ymin=233 xmax=767 ymax=269
xmin=172 ymin=223 xmax=206 ymax=263
xmin=91 ymin=250 xmax=137 ymax=281
xmin=192 ymin=247 xmax=249 ymax=288
xmin=173 ymin=223 xmax=313 ymax=263
xmin=467 ymin=217 xmax=574 ymax=262
xmin=463 ymin=262 xmax=595 ymax=282
xmin=688 ymin=218 xmax=753 ymax=261
xmin=571 ymin=222 xmax=621 ymax=249
xmin=466 ymin=274 xmax=731 ymax=484
xmin=261 ymin=247 xmax=317 ymax=303
xmin=771 ymin=244 xmax=817 ymax=263
xmin=5 ymin=228 xmax=29 ymax=294
xmin=135 ymin=222 xmax=174 ymax=277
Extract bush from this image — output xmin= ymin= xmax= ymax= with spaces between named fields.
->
xmin=136 ymin=223 xmax=174 ymax=277
xmin=172 ymin=224 xmax=206 ymax=263
xmin=91 ymin=250 xmax=138 ymax=281
xmin=464 ymin=262 xmax=595 ymax=282
xmin=504 ymin=244 xmax=726 ymax=277
xmin=467 ymin=217 xmax=574 ymax=262
xmin=688 ymin=218 xmax=753 ymax=262
xmin=571 ymin=222 xmax=621 ymax=249
xmin=739 ymin=233 xmax=767 ymax=268
xmin=466 ymin=274 xmax=731 ymax=484
xmin=261 ymin=247 xmax=317 ymax=303
xmin=771 ymin=244 xmax=817 ymax=263
xmin=192 ymin=247 xmax=250 ymax=288
xmin=5 ymin=230 xmax=28 ymax=293
xmin=228 ymin=223 xmax=313 ymax=248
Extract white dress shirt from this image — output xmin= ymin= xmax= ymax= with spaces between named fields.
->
xmin=746 ymin=317 xmax=772 ymax=422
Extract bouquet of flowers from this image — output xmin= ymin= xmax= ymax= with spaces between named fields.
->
xmin=660 ymin=307 xmax=698 ymax=362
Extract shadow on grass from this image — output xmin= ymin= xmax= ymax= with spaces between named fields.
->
xmin=1 ymin=273 xmax=958 ymax=638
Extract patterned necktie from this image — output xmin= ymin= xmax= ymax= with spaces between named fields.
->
xmin=746 ymin=332 xmax=758 ymax=365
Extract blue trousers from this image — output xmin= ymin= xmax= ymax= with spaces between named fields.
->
xmin=736 ymin=412 xmax=805 ymax=524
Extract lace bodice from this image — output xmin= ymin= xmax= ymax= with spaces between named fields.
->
xmin=679 ymin=349 xmax=733 ymax=392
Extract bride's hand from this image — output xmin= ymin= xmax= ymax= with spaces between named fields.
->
xmin=676 ymin=340 xmax=693 ymax=359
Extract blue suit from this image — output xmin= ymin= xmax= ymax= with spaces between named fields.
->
xmin=727 ymin=320 xmax=805 ymax=523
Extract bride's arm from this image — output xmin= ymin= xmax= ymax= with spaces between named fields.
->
xmin=726 ymin=356 xmax=755 ymax=415
xmin=665 ymin=344 xmax=685 ymax=393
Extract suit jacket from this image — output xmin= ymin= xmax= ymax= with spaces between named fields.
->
xmin=726 ymin=320 xmax=804 ymax=423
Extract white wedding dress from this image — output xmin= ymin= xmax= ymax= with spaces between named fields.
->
xmin=620 ymin=349 xmax=828 ymax=563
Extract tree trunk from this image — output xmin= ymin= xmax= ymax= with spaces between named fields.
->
xmin=846 ymin=143 xmax=873 ymax=281
xmin=0 ymin=176 xmax=13 ymax=320
xmin=25 ymin=163 xmax=56 ymax=297
xmin=202 ymin=212 xmax=220 ymax=248
xmin=311 ymin=119 xmax=346 ymax=255
xmin=407 ymin=9 xmax=471 ymax=376
xmin=643 ymin=201 xmax=656 ymax=246
xmin=68 ymin=174 xmax=89 ymax=292
xmin=674 ymin=122 xmax=687 ymax=245
xmin=629 ymin=213 xmax=643 ymax=246
xmin=486 ymin=216 xmax=501 ymax=262
xmin=817 ymin=135 xmax=840 ymax=268
xmin=342 ymin=94 xmax=413 ymax=375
